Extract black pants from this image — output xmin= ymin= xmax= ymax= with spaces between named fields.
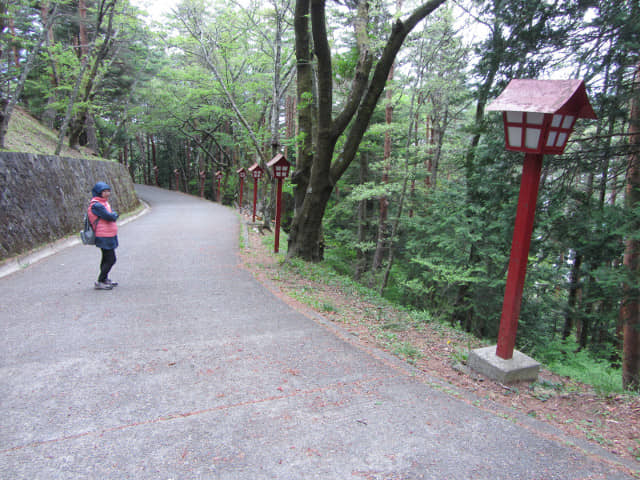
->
xmin=98 ymin=248 xmax=117 ymax=283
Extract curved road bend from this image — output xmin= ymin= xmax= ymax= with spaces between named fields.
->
xmin=0 ymin=185 xmax=636 ymax=479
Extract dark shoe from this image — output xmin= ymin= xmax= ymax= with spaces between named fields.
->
xmin=105 ymin=278 xmax=118 ymax=287
xmin=94 ymin=281 xmax=113 ymax=290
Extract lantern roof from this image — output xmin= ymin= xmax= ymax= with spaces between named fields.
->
xmin=486 ymin=79 xmax=596 ymax=119
xmin=248 ymin=162 xmax=263 ymax=172
xmin=267 ymin=153 xmax=289 ymax=168
xmin=237 ymin=167 xmax=246 ymax=174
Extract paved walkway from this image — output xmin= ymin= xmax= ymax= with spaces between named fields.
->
xmin=0 ymin=185 xmax=636 ymax=479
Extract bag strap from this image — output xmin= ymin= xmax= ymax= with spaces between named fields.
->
xmin=88 ymin=200 xmax=100 ymax=230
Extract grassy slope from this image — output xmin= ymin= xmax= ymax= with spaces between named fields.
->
xmin=3 ymin=106 xmax=103 ymax=160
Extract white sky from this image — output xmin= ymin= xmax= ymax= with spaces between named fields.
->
xmin=130 ymin=0 xmax=176 ymax=21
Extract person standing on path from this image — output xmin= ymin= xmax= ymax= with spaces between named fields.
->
xmin=88 ymin=182 xmax=119 ymax=290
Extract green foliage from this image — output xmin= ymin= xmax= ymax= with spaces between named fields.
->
xmin=534 ymin=338 xmax=624 ymax=395
xmin=1 ymin=1 xmax=43 ymax=97
xmin=450 ymin=347 xmax=469 ymax=366
xmin=333 ymin=47 xmax=360 ymax=84
xmin=630 ymin=439 xmax=640 ymax=462
xmin=391 ymin=341 xmax=423 ymax=364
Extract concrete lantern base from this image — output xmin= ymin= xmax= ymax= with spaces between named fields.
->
xmin=468 ymin=346 xmax=540 ymax=383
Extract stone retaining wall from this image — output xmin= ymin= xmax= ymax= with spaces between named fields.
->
xmin=0 ymin=153 xmax=139 ymax=261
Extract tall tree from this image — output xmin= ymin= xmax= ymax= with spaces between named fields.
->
xmin=621 ymin=62 xmax=640 ymax=391
xmin=172 ymin=0 xmax=293 ymax=170
xmin=371 ymin=47 xmax=395 ymax=274
xmin=55 ymin=0 xmax=122 ymax=154
xmin=288 ymin=0 xmax=447 ymax=261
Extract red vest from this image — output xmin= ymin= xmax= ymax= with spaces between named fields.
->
xmin=88 ymin=197 xmax=118 ymax=237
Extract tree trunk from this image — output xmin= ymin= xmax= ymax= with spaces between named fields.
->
xmin=622 ymin=62 xmax=640 ymax=391
xmin=84 ymin=114 xmax=99 ymax=152
xmin=425 ymin=116 xmax=433 ymax=187
xmin=41 ymin=1 xmax=59 ymax=129
xmin=68 ymin=112 xmax=88 ymax=150
xmin=123 ymin=141 xmax=128 ymax=167
xmin=67 ymin=0 xmax=119 ymax=150
xmin=128 ymin=139 xmax=135 ymax=179
xmin=291 ymin=0 xmax=314 ymax=212
xmin=284 ymin=95 xmax=296 ymax=159
xmin=563 ymin=252 xmax=582 ymax=339
xmin=287 ymin=179 xmax=333 ymax=261
xmin=146 ymin=134 xmax=152 ymax=185
xmin=57 ymin=0 xmax=118 ymax=154
xmin=78 ymin=0 xmax=89 ymax=56
xmin=135 ymin=134 xmax=147 ymax=184
xmin=269 ymin=4 xmax=283 ymax=158
xmin=381 ymin=152 xmax=410 ymax=295
xmin=151 ymin=135 xmax=159 ymax=186
xmin=354 ymin=152 xmax=369 ymax=281
xmin=372 ymin=64 xmax=395 ymax=273
xmin=430 ymin=105 xmax=447 ymax=188
xmin=576 ymin=301 xmax=591 ymax=350
xmin=8 ymin=18 xmax=20 ymax=67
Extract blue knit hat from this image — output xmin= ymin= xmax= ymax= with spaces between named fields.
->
xmin=91 ymin=182 xmax=111 ymax=197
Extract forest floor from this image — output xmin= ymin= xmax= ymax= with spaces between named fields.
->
xmin=239 ymin=221 xmax=640 ymax=470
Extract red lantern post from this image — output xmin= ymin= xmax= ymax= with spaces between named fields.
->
xmin=496 ymin=151 xmax=543 ymax=359
xmin=248 ymin=163 xmax=264 ymax=222
xmin=468 ymin=79 xmax=596 ymax=383
xmin=267 ymin=154 xmax=290 ymax=253
xmin=215 ymin=170 xmax=223 ymax=203
xmin=237 ymin=167 xmax=247 ymax=211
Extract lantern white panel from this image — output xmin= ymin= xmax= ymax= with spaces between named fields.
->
xmin=525 ymin=128 xmax=541 ymax=149
xmin=546 ymin=131 xmax=557 ymax=147
xmin=526 ymin=112 xmax=545 ymax=125
xmin=556 ymin=132 xmax=567 ymax=147
xmin=562 ymin=115 xmax=575 ymax=129
xmin=506 ymin=111 xmax=523 ymax=123
xmin=551 ymin=115 xmax=562 ymax=127
xmin=507 ymin=126 xmax=522 ymax=148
